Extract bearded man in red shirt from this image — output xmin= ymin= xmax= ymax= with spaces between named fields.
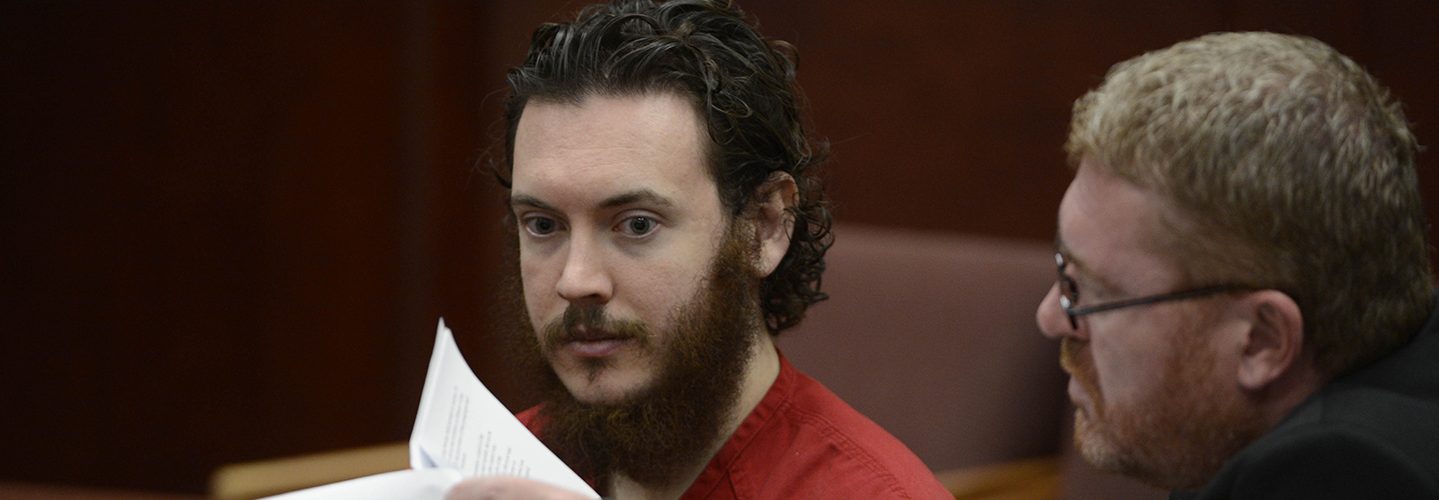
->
xmin=446 ymin=1 xmax=949 ymax=499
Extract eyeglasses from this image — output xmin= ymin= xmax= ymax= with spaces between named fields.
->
xmin=1055 ymin=252 xmax=1250 ymax=330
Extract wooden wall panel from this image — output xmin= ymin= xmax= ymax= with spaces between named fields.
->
xmin=1 ymin=0 xmax=496 ymax=492
xmin=2 ymin=0 xmax=1436 ymax=494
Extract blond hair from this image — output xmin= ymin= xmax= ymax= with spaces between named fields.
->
xmin=1067 ymin=32 xmax=1431 ymax=377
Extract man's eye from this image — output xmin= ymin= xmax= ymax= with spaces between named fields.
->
xmin=523 ymin=217 xmax=561 ymax=236
xmin=617 ymin=216 xmax=658 ymax=237
xmin=1063 ymin=277 xmax=1080 ymax=300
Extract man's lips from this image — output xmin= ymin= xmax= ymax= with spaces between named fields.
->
xmin=565 ymin=338 xmax=629 ymax=357
xmin=559 ymin=326 xmax=633 ymax=358
xmin=567 ymin=325 xmax=614 ymax=341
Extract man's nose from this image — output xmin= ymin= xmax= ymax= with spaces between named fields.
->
xmin=554 ymin=235 xmax=613 ymax=304
xmin=1036 ymin=283 xmax=1082 ymax=340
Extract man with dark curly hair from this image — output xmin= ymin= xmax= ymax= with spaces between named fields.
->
xmin=447 ymin=1 xmax=947 ymax=499
xmin=1037 ymin=32 xmax=1439 ymax=498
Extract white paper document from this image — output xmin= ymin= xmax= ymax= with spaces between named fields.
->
xmin=263 ymin=469 xmax=463 ymax=499
xmin=266 ymin=319 xmax=598 ymax=499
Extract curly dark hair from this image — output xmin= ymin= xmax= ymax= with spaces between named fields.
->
xmin=493 ymin=0 xmax=832 ymax=334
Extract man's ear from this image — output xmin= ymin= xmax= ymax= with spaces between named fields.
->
xmin=1235 ymin=290 xmax=1306 ymax=391
xmin=748 ymin=171 xmax=798 ymax=278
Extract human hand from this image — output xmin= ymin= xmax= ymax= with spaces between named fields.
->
xmin=444 ymin=476 xmax=594 ymax=500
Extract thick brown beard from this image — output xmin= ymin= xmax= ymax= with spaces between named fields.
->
xmin=1063 ymin=310 xmax=1267 ymax=490
xmin=506 ymin=223 xmax=761 ymax=492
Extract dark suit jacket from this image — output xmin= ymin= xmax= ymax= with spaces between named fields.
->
xmin=1173 ymin=301 xmax=1439 ymax=499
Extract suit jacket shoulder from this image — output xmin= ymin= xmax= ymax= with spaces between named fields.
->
xmin=1179 ymin=301 xmax=1439 ymax=499
xmin=1185 ymin=417 xmax=1439 ymax=499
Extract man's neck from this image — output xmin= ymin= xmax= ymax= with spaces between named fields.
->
xmin=609 ymin=333 xmax=782 ymax=499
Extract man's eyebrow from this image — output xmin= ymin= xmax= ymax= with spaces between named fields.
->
xmin=1056 ymin=234 xmax=1127 ymax=295
xmin=510 ymin=190 xmax=675 ymax=212
xmin=600 ymin=189 xmax=675 ymax=210
xmin=1055 ymin=234 xmax=1092 ymax=278
xmin=511 ymin=194 xmax=556 ymax=211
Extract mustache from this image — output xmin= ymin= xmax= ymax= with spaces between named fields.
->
xmin=1059 ymin=338 xmax=1082 ymax=374
xmin=1059 ymin=337 xmax=1086 ymax=375
xmin=1060 ymin=337 xmax=1104 ymax=410
xmin=540 ymin=305 xmax=650 ymax=350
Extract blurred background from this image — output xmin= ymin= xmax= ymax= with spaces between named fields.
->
xmin=3 ymin=0 xmax=1437 ymax=497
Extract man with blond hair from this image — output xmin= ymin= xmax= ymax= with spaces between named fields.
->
xmin=1036 ymin=32 xmax=1439 ymax=498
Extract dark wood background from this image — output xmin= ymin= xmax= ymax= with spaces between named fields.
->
xmin=4 ymin=0 xmax=1436 ymax=494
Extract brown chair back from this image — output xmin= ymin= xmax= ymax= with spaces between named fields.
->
xmin=780 ymin=225 xmax=1066 ymax=472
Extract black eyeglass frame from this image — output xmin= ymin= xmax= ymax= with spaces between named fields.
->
xmin=1055 ymin=252 xmax=1252 ymax=330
